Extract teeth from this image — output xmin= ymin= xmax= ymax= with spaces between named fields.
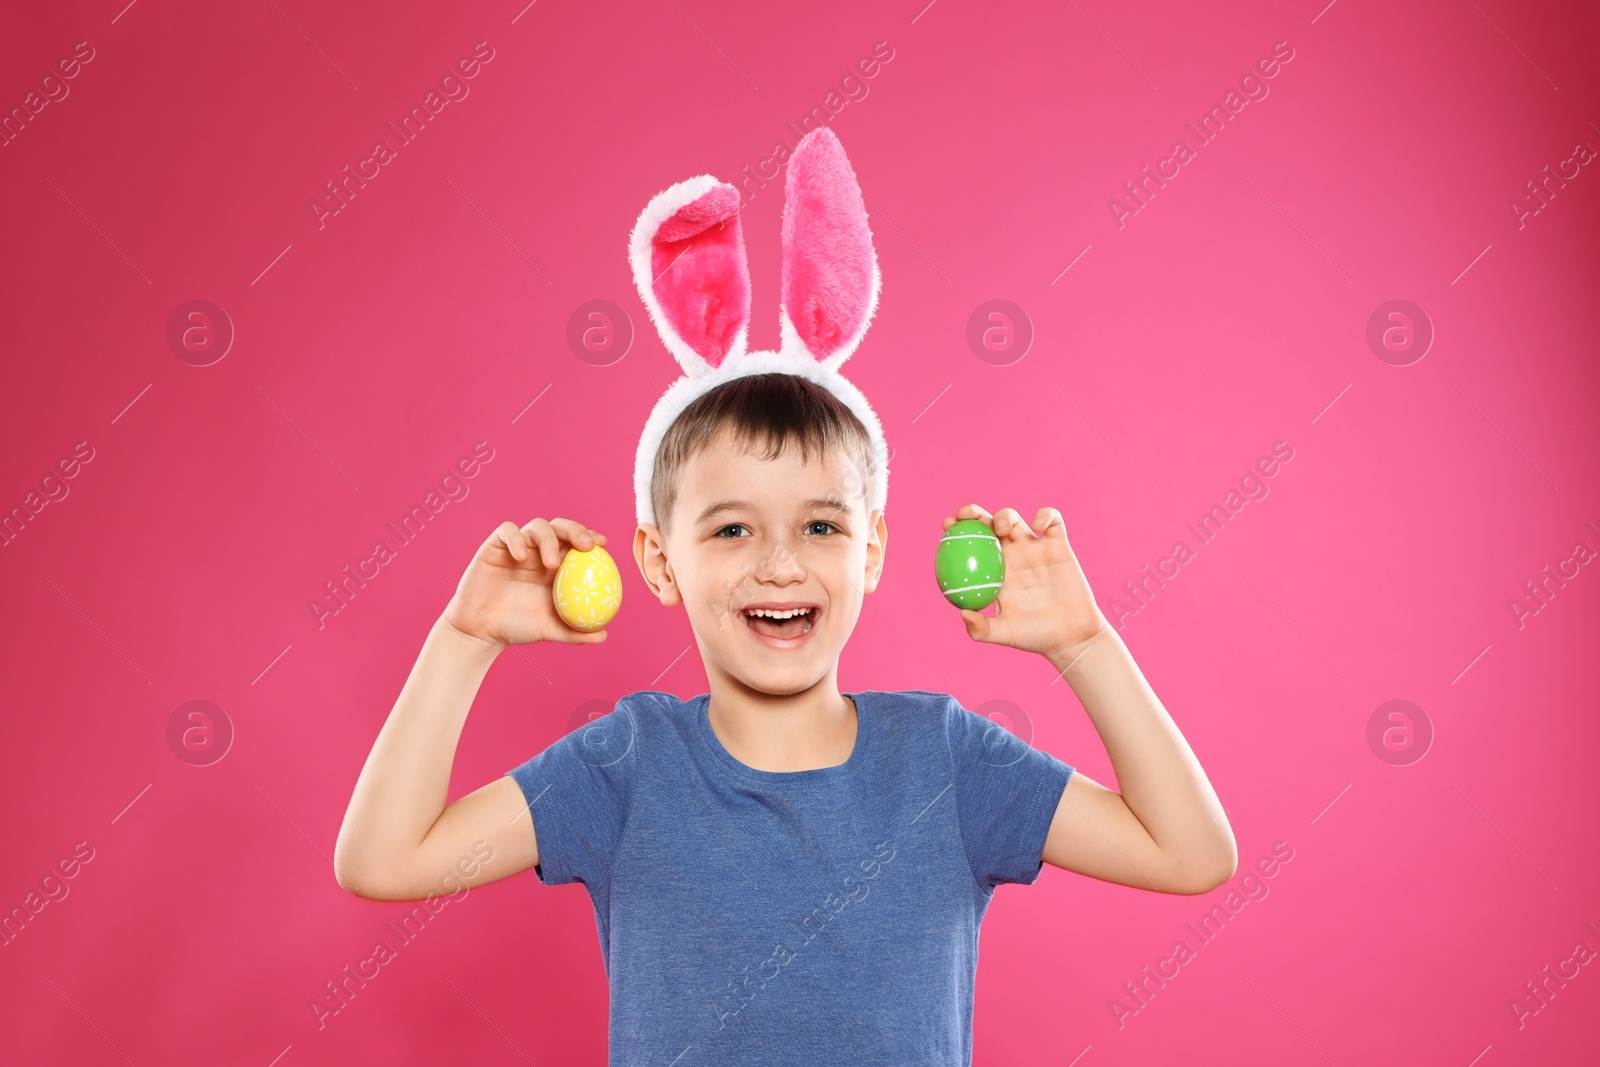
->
xmin=745 ymin=607 xmax=811 ymax=619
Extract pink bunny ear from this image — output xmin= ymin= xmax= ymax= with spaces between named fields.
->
xmin=779 ymin=128 xmax=881 ymax=369
xmin=629 ymin=176 xmax=751 ymax=374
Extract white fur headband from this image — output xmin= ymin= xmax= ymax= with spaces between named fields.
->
xmin=628 ymin=127 xmax=889 ymax=529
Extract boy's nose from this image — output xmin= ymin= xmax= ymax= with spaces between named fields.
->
xmin=754 ymin=540 xmax=805 ymax=581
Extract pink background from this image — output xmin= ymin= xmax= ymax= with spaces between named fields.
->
xmin=3 ymin=0 xmax=1598 ymax=1063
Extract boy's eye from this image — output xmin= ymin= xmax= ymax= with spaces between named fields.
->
xmin=714 ymin=521 xmax=836 ymax=539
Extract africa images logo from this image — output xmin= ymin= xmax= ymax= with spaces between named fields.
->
xmin=308 ymin=42 xmax=497 ymax=230
xmin=1106 ymin=40 xmax=1296 ymax=229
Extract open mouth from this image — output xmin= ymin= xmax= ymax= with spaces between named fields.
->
xmin=741 ymin=605 xmax=818 ymax=643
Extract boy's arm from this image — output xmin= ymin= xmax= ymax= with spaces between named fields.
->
xmin=948 ymin=504 xmax=1236 ymax=896
xmin=333 ymin=616 xmax=538 ymax=901
xmin=1038 ymin=626 xmax=1235 ymax=895
xmin=334 ymin=517 xmax=609 ymax=901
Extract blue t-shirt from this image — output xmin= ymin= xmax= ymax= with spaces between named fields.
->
xmin=504 ymin=688 xmax=1074 ymax=1065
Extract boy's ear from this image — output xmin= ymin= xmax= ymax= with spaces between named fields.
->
xmin=632 ymin=522 xmax=682 ymax=606
xmin=862 ymin=509 xmax=888 ymax=594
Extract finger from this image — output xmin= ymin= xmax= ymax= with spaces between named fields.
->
xmin=524 ymin=518 xmax=550 ymax=559
xmin=524 ymin=518 xmax=563 ymax=569
xmin=548 ymin=624 xmax=608 ymax=645
xmin=1033 ymin=507 xmax=1065 ymax=538
xmin=959 ymin=609 xmax=993 ymax=643
xmin=548 ymin=517 xmax=596 ymax=550
xmin=589 ymin=528 xmax=608 ymax=546
xmin=957 ymin=503 xmax=993 ymax=526
xmin=493 ymin=520 xmax=529 ymax=562
xmin=992 ymin=507 xmax=1027 ymax=542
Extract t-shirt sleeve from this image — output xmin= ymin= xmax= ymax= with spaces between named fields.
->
xmin=504 ymin=704 xmax=636 ymax=888
xmin=944 ymin=696 xmax=1074 ymax=891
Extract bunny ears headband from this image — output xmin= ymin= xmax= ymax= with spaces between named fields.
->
xmin=629 ymin=127 xmax=889 ymax=529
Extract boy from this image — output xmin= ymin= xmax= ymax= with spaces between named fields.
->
xmin=334 ymin=131 xmax=1234 ymax=1064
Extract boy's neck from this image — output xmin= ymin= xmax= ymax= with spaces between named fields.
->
xmin=704 ymin=666 xmax=859 ymax=774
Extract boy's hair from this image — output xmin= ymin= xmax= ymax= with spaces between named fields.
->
xmin=651 ymin=373 xmax=877 ymax=537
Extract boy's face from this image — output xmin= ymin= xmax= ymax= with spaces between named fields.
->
xmin=632 ymin=429 xmax=887 ymax=697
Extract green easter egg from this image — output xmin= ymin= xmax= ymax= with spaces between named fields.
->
xmin=935 ymin=518 xmax=1005 ymax=610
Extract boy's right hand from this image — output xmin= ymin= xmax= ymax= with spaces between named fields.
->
xmin=442 ymin=518 xmax=611 ymax=650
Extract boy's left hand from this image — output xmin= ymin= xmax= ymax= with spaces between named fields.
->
xmin=943 ymin=504 xmax=1109 ymax=663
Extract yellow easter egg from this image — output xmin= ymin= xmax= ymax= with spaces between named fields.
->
xmin=553 ymin=545 xmax=622 ymax=632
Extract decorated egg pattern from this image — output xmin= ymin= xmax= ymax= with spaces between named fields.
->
xmin=935 ymin=519 xmax=1005 ymax=610
xmin=553 ymin=545 xmax=623 ymax=632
